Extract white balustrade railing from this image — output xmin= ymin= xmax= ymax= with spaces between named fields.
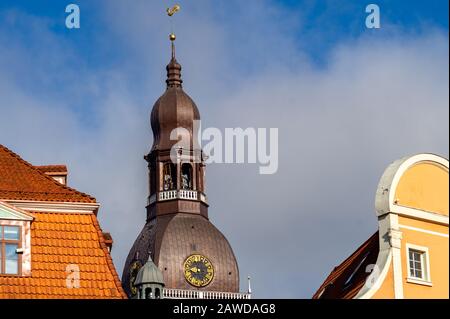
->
xmin=163 ymin=288 xmax=251 ymax=300
xmin=159 ymin=190 xmax=177 ymax=201
xmin=179 ymin=190 xmax=198 ymax=200
xmin=156 ymin=190 xmax=206 ymax=203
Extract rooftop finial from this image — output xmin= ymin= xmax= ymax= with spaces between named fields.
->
xmin=170 ymin=34 xmax=176 ymax=59
xmin=167 ymin=4 xmax=180 ymax=59
xmin=165 ymin=4 xmax=183 ymax=88
xmin=147 ymin=250 xmax=152 ymax=262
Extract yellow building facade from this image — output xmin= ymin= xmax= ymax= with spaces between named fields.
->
xmin=369 ymin=153 xmax=449 ymax=299
xmin=314 ymin=153 xmax=449 ymax=299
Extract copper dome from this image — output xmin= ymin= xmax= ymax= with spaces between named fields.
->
xmin=150 ymin=57 xmax=201 ymax=152
xmin=122 ymin=214 xmax=239 ymax=295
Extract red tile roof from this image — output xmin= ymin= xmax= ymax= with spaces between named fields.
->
xmin=0 ymin=145 xmax=95 ymax=203
xmin=0 ymin=212 xmax=126 ymax=299
xmin=0 ymin=144 xmax=126 ymax=299
xmin=312 ymin=232 xmax=379 ymax=299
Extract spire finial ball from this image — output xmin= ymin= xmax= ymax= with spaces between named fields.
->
xmin=169 ymin=33 xmax=176 ymax=41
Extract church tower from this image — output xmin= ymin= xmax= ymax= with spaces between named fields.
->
xmin=122 ymin=23 xmax=246 ymax=299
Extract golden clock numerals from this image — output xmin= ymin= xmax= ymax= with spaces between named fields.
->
xmin=129 ymin=261 xmax=141 ymax=295
xmin=183 ymin=254 xmax=215 ymax=287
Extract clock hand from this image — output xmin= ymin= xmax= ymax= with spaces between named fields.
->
xmin=190 ymin=267 xmax=199 ymax=273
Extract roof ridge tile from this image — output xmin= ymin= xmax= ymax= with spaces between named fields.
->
xmin=0 ymin=144 xmax=96 ymax=203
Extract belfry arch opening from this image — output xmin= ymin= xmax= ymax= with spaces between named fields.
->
xmin=144 ymin=287 xmax=152 ymax=299
xmin=163 ymin=163 xmax=176 ymax=191
xmin=181 ymin=163 xmax=193 ymax=190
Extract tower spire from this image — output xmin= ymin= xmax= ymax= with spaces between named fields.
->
xmin=123 ymin=4 xmax=241 ymax=299
xmin=171 ymin=36 xmax=176 ymax=59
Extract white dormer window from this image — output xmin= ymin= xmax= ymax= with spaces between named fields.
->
xmin=0 ymin=202 xmax=33 ymax=276
xmin=0 ymin=225 xmax=21 ymax=274
xmin=52 ymin=176 xmax=67 ymax=185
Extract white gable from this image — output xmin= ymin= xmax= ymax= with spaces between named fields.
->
xmin=0 ymin=201 xmax=33 ymax=221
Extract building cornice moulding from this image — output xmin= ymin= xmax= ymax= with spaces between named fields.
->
xmin=3 ymin=200 xmax=100 ymax=214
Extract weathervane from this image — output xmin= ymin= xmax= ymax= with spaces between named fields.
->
xmin=166 ymin=4 xmax=181 ymax=59
xmin=167 ymin=4 xmax=181 ymax=42
xmin=167 ymin=4 xmax=180 ymax=17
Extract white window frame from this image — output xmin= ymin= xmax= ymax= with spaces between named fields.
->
xmin=0 ymin=202 xmax=33 ymax=277
xmin=0 ymin=224 xmax=22 ymax=275
xmin=405 ymin=243 xmax=432 ymax=286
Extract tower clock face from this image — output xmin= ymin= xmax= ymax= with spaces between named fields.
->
xmin=129 ymin=260 xmax=142 ymax=296
xmin=183 ymin=254 xmax=214 ymax=288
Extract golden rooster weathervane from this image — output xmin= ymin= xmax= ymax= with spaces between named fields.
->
xmin=167 ymin=4 xmax=181 ymax=42
xmin=167 ymin=4 xmax=180 ymax=17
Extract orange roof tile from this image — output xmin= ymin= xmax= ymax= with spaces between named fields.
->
xmin=0 ymin=144 xmax=95 ymax=203
xmin=312 ymin=232 xmax=379 ymax=299
xmin=0 ymin=212 xmax=126 ymax=299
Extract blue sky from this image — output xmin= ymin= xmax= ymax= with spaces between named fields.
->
xmin=1 ymin=0 xmax=448 ymax=66
xmin=1 ymin=0 xmax=448 ymax=81
xmin=0 ymin=1 xmax=448 ymax=298
xmin=1 ymin=0 xmax=448 ymax=128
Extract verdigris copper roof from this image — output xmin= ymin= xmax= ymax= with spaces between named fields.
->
xmin=135 ymin=256 xmax=165 ymax=286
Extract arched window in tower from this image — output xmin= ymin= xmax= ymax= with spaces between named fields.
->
xmin=145 ymin=287 xmax=153 ymax=299
xmin=163 ymin=163 xmax=176 ymax=191
xmin=181 ymin=163 xmax=193 ymax=190
xmin=155 ymin=288 xmax=161 ymax=299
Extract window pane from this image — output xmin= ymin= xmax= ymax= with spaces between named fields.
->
xmin=0 ymin=225 xmax=3 ymax=239
xmin=5 ymin=260 xmax=18 ymax=275
xmin=416 ymin=253 xmax=421 ymax=262
xmin=4 ymin=226 xmax=19 ymax=240
xmin=5 ymin=244 xmax=18 ymax=274
xmin=415 ymin=270 xmax=422 ymax=279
